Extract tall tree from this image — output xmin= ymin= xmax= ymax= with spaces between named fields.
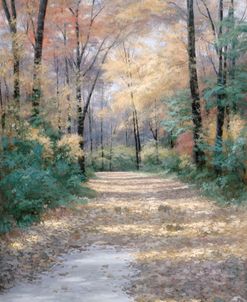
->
xmin=1 ymin=0 xmax=20 ymax=106
xmin=187 ymin=0 xmax=205 ymax=167
xmin=214 ymin=0 xmax=225 ymax=174
xmin=122 ymin=43 xmax=142 ymax=169
xmin=32 ymin=0 xmax=49 ymax=119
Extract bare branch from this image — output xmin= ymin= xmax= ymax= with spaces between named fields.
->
xmin=168 ymin=1 xmax=187 ymax=20
xmin=199 ymin=0 xmax=217 ymax=39
xmin=2 ymin=0 xmax=13 ymax=29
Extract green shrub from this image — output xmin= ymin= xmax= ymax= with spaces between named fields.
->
xmin=89 ymin=145 xmax=136 ymax=171
xmin=0 ymin=126 xmax=91 ymax=232
xmin=161 ymin=151 xmax=182 ymax=173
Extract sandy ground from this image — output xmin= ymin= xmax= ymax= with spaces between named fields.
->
xmin=1 ymin=172 xmax=247 ymax=301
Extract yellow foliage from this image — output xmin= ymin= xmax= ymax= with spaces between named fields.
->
xmin=27 ymin=128 xmax=53 ymax=159
xmin=228 ymin=115 xmax=246 ymax=139
xmin=142 ymin=145 xmax=177 ymax=162
xmin=58 ymin=134 xmax=82 ymax=161
xmin=206 ymin=115 xmax=246 ymax=146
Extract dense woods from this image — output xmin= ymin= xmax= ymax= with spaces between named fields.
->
xmin=0 ymin=0 xmax=246 ymax=232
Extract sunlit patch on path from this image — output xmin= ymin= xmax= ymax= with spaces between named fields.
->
xmin=89 ymin=172 xmax=247 ymax=301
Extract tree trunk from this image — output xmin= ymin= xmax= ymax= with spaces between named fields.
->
xmin=2 ymin=0 xmax=20 ymax=107
xmin=214 ymin=0 xmax=225 ymax=174
xmin=0 ymin=80 xmax=5 ymax=133
xmin=32 ymin=0 xmax=49 ymax=119
xmin=100 ymin=115 xmax=104 ymax=171
xmin=154 ymin=99 xmax=159 ymax=164
xmin=63 ymin=23 xmax=72 ymax=134
xmin=125 ymin=127 xmax=128 ymax=146
xmin=109 ymin=123 xmax=113 ymax=171
xmin=135 ymin=109 xmax=141 ymax=156
xmin=229 ymin=0 xmax=237 ymax=112
xmin=100 ymin=95 xmax=104 ymax=171
xmin=88 ymin=105 xmax=93 ymax=158
xmin=122 ymin=43 xmax=142 ymax=169
xmin=77 ymin=106 xmax=85 ymax=172
xmin=133 ymin=111 xmax=140 ymax=170
xmin=54 ymin=54 xmax=61 ymax=131
xmin=187 ymin=0 xmax=205 ymax=168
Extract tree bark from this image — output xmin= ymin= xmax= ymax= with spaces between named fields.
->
xmin=0 ymin=80 xmax=5 ymax=133
xmin=54 ymin=54 xmax=61 ymax=131
xmin=109 ymin=123 xmax=113 ymax=171
xmin=187 ymin=0 xmax=205 ymax=168
xmin=100 ymin=95 xmax=104 ymax=171
xmin=214 ymin=0 xmax=225 ymax=174
xmin=62 ymin=23 xmax=72 ymax=133
xmin=2 ymin=0 xmax=20 ymax=107
xmin=88 ymin=105 xmax=93 ymax=157
xmin=32 ymin=0 xmax=49 ymax=119
xmin=229 ymin=0 xmax=237 ymax=112
xmin=133 ymin=111 xmax=140 ymax=170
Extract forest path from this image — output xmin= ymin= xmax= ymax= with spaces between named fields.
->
xmin=1 ymin=172 xmax=247 ymax=301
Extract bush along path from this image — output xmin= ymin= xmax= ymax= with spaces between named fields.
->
xmin=1 ymin=172 xmax=247 ymax=301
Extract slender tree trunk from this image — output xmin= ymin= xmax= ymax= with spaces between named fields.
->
xmin=169 ymin=131 xmax=174 ymax=149
xmin=54 ymin=55 xmax=61 ymax=131
xmin=88 ymin=105 xmax=93 ymax=157
xmin=187 ymin=0 xmax=205 ymax=168
xmin=63 ymin=23 xmax=72 ymax=134
xmin=100 ymin=116 xmax=104 ymax=171
xmin=133 ymin=111 xmax=140 ymax=170
xmin=154 ymin=99 xmax=159 ymax=164
xmin=135 ymin=109 xmax=141 ymax=156
xmin=122 ymin=43 xmax=142 ymax=169
xmin=4 ymin=78 xmax=9 ymax=103
xmin=109 ymin=123 xmax=113 ymax=171
xmin=100 ymin=95 xmax=104 ymax=171
xmin=32 ymin=0 xmax=49 ymax=119
xmin=132 ymin=101 xmax=141 ymax=170
xmin=12 ymin=36 xmax=20 ymax=106
xmin=150 ymin=120 xmax=159 ymax=163
xmin=229 ymin=0 xmax=237 ymax=112
xmin=224 ymin=47 xmax=230 ymax=131
xmin=1 ymin=0 xmax=20 ymax=108
xmin=0 ymin=80 xmax=5 ymax=133
xmin=78 ymin=121 xmax=85 ymax=173
xmin=75 ymin=6 xmax=82 ymax=132
xmin=125 ymin=127 xmax=128 ymax=147
xmin=214 ymin=0 xmax=225 ymax=174
xmin=74 ymin=7 xmax=85 ymax=173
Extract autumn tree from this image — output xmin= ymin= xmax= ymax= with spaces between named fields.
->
xmin=32 ymin=0 xmax=49 ymax=119
xmin=1 ymin=0 xmax=20 ymax=106
xmin=187 ymin=0 xmax=205 ymax=167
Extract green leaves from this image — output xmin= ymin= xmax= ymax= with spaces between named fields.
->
xmin=0 ymin=127 xmax=88 ymax=232
xmin=162 ymin=90 xmax=192 ymax=140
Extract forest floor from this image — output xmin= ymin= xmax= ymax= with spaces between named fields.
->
xmin=1 ymin=172 xmax=247 ymax=301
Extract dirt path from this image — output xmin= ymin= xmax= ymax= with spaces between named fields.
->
xmin=0 ymin=246 xmax=134 ymax=302
xmin=1 ymin=172 xmax=247 ymax=301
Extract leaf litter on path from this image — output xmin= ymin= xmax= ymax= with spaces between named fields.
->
xmin=1 ymin=172 xmax=247 ymax=302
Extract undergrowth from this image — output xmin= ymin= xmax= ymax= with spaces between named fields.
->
xmin=0 ymin=123 xmax=95 ymax=233
xmin=143 ymin=146 xmax=247 ymax=205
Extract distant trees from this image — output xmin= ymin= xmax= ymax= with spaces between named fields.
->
xmin=0 ymin=0 xmax=245 ymax=181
